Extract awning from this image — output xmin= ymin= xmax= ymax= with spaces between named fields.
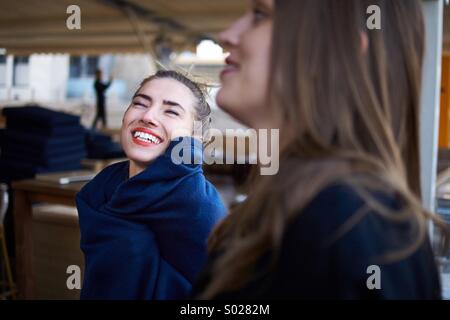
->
xmin=0 ymin=0 xmax=246 ymax=55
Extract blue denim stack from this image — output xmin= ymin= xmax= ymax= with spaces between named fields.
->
xmin=0 ymin=105 xmax=86 ymax=182
xmin=85 ymin=129 xmax=125 ymax=160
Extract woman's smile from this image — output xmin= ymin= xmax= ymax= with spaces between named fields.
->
xmin=220 ymin=56 xmax=240 ymax=81
xmin=131 ymin=127 xmax=163 ymax=147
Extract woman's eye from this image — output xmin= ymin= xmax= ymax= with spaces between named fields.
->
xmin=132 ymin=101 xmax=147 ymax=108
xmin=165 ymin=110 xmax=179 ymax=116
xmin=252 ymin=8 xmax=267 ymax=24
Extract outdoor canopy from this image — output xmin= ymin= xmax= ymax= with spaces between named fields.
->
xmin=0 ymin=0 xmax=247 ymax=55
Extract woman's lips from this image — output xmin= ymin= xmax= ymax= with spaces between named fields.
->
xmin=132 ymin=136 xmax=156 ymax=147
xmin=220 ymin=57 xmax=240 ymax=80
xmin=131 ymin=127 xmax=163 ymax=147
xmin=220 ymin=66 xmax=238 ymax=79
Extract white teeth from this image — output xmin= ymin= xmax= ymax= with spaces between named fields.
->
xmin=133 ymin=131 xmax=161 ymax=144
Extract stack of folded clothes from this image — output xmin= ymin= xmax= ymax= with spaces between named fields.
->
xmin=85 ymin=129 xmax=125 ymax=159
xmin=0 ymin=105 xmax=87 ymax=182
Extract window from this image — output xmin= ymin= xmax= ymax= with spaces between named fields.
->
xmin=69 ymin=55 xmax=99 ymax=78
xmin=0 ymin=55 xmax=6 ymax=86
xmin=69 ymin=56 xmax=82 ymax=78
xmin=13 ymin=56 xmax=29 ymax=86
xmin=86 ymin=56 xmax=98 ymax=76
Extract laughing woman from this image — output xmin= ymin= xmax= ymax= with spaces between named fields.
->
xmin=76 ymin=71 xmax=226 ymax=299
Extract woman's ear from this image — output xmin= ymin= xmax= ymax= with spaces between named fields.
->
xmin=360 ymin=31 xmax=369 ymax=54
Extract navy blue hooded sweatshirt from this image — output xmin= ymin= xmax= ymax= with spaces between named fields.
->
xmin=76 ymin=137 xmax=226 ymax=299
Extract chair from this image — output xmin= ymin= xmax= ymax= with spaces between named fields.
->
xmin=0 ymin=183 xmax=17 ymax=299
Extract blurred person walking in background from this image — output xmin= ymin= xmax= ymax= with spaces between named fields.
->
xmin=92 ymin=69 xmax=112 ymax=129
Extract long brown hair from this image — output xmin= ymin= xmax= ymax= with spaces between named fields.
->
xmin=198 ymin=0 xmax=448 ymax=298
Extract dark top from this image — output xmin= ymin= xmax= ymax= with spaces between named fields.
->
xmin=192 ymin=184 xmax=442 ymax=299
xmin=94 ymin=80 xmax=111 ymax=109
xmin=77 ymin=138 xmax=226 ymax=299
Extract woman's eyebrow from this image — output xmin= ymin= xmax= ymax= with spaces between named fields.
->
xmin=133 ymin=93 xmax=152 ymax=102
xmin=163 ymin=99 xmax=185 ymax=112
xmin=133 ymin=94 xmax=185 ymax=112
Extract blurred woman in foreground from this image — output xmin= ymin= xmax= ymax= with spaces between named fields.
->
xmin=193 ymin=0 xmax=447 ymax=299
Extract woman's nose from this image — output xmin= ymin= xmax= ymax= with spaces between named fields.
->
xmin=218 ymin=15 xmax=248 ymax=50
xmin=141 ymin=108 xmax=160 ymax=127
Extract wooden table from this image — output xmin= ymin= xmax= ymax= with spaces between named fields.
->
xmin=12 ymin=179 xmax=86 ymax=299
